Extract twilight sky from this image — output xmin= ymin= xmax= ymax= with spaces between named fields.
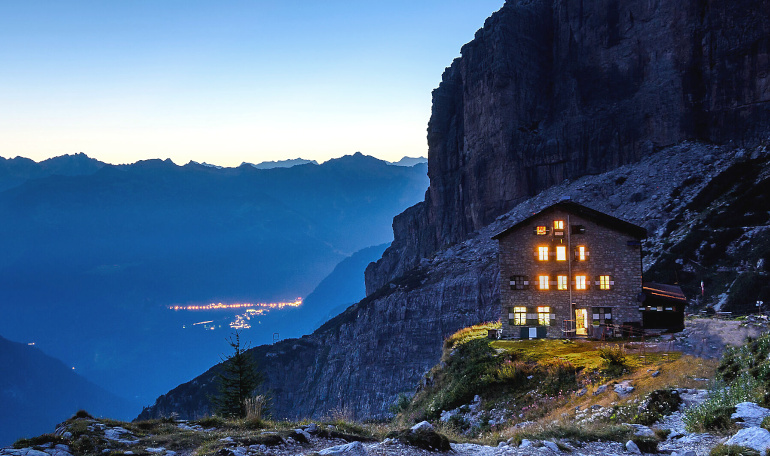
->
xmin=0 ymin=1 xmax=504 ymax=167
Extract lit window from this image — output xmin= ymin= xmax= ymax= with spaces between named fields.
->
xmin=577 ymin=246 xmax=587 ymax=261
xmin=536 ymin=225 xmax=548 ymax=235
xmin=553 ymin=220 xmax=564 ymax=230
xmin=575 ymin=275 xmax=587 ymax=290
xmin=513 ymin=306 xmax=526 ymax=325
xmin=556 ymin=245 xmax=566 ymax=261
xmin=538 ymin=246 xmax=549 ymax=261
xmin=538 ymin=275 xmax=549 ymax=290
xmin=537 ymin=306 xmax=550 ymax=326
xmin=557 ymin=275 xmax=568 ymax=290
xmin=599 ymin=275 xmax=612 ymax=290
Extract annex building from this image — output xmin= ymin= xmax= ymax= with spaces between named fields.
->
xmin=492 ymin=201 xmax=651 ymax=339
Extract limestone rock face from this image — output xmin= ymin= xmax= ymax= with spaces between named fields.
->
xmin=366 ymin=0 xmax=770 ymax=292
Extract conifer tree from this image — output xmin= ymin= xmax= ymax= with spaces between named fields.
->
xmin=211 ymin=331 xmax=263 ymax=418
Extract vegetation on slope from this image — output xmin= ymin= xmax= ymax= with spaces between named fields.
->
xmin=394 ymin=322 xmax=717 ymax=446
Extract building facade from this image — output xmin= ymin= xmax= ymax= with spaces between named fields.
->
xmin=493 ymin=201 xmax=647 ymax=339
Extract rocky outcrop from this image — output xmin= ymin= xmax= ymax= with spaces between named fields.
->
xmin=366 ymin=0 xmax=770 ymax=292
xmin=141 ymin=142 xmax=770 ymax=421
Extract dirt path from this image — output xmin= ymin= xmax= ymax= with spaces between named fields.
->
xmin=649 ymin=317 xmax=768 ymax=359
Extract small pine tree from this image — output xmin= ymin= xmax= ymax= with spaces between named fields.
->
xmin=211 ymin=331 xmax=263 ymax=418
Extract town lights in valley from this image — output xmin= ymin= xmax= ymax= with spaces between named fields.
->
xmin=169 ymin=298 xmax=303 ymax=311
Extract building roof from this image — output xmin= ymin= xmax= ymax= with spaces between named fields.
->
xmin=491 ymin=201 xmax=648 ymax=240
xmin=642 ymin=282 xmax=687 ymax=303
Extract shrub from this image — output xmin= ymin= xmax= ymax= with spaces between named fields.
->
xmin=634 ymin=389 xmax=682 ymax=425
xmin=631 ymin=435 xmax=659 ymax=453
xmin=72 ymin=410 xmax=94 ymax=420
xmin=385 ymin=428 xmax=450 ymax=451
xmin=244 ymin=395 xmax=268 ymax=421
xmin=599 ymin=345 xmax=628 ymax=377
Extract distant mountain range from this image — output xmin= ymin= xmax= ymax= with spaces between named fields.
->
xmin=0 ymin=151 xmax=428 ymax=414
xmin=0 ymin=334 xmax=135 ymax=447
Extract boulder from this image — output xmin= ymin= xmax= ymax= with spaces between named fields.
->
xmin=318 ymin=441 xmax=367 ymax=456
xmin=410 ymin=421 xmax=434 ymax=432
xmin=625 ymin=440 xmax=641 ymax=454
xmin=726 ymin=427 xmax=770 ymax=453
xmin=731 ymin=402 xmax=770 ymax=428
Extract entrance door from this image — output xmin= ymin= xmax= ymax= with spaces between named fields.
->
xmin=575 ymin=309 xmax=588 ymax=336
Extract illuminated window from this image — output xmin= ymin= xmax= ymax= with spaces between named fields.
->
xmin=537 ymin=306 xmax=550 ymax=326
xmin=553 ymin=220 xmax=564 ymax=230
xmin=536 ymin=225 xmax=548 ymax=235
xmin=512 ymin=306 xmax=526 ymax=325
xmin=538 ymin=246 xmax=549 ymax=261
xmin=538 ymin=275 xmax=550 ymax=290
xmin=556 ymin=245 xmax=567 ymax=261
xmin=577 ymin=246 xmax=587 ymax=261
xmin=557 ymin=275 xmax=568 ymax=290
xmin=599 ymin=275 xmax=612 ymax=290
xmin=575 ymin=275 xmax=587 ymax=290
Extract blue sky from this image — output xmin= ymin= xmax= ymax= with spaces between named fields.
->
xmin=0 ymin=1 xmax=504 ymax=167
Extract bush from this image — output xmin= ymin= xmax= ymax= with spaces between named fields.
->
xmin=634 ymin=389 xmax=682 ymax=425
xmin=599 ymin=345 xmax=628 ymax=377
xmin=631 ymin=436 xmax=659 ymax=453
xmin=385 ymin=428 xmax=450 ymax=451
xmin=72 ymin=410 xmax=94 ymax=420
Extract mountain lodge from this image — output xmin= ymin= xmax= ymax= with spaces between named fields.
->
xmin=492 ymin=201 xmax=684 ymax=339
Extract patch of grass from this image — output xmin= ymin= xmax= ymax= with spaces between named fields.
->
xmin=444 ymin=321 xmax=501 ymax=350
xmin=13 ymin=434 xmax=67 ymax=449
xmin=684 ymin=374 xmax=761 ymax=433
xmin=194 ymin=416 xmax=226 ymax=428
xmin=518 ymin=423 xmax=632 ymax=443
xmin=631 ymin=435 xmax=659 ymax=453
xmin=710 ymin=444 xmax=761 ymax=456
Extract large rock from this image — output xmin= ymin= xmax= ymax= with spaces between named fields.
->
xmin=726 ymin=427 xmax=770 ymax=453
xmin=318 ymin=441 xmax=367 ymax=456
xmin=366 ymin=0 xmax=770 ymax=291
xmin=732 ymin=402 xmax=770 ymax=428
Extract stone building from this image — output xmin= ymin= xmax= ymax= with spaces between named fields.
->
xmin=492 ymin=201 xmax=648 ymax=339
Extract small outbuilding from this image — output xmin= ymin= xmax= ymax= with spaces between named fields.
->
xmin=640 ymin=282 xmax=687 ymax=331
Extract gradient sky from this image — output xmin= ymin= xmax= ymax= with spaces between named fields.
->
xmin=0 ymin=1 xmax=504 ymax=167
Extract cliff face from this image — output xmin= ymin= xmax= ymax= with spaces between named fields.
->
xmin=141 ymin=142 xmax=770 ymax=421
xmin=141 ymin=0 xmax=770 ymax=422
xmin=366 ymin=0 xmax=770 ymax=293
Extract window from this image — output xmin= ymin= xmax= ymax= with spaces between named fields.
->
xmin=538 ymin=275 xmax=550 ymax=290
xmin=510 ymin=275 xmax=529 ymax=290
xmin=592 ymin=307 xmax=612 ymax=323
xmin=571 ymin=225 xmax=586 ymax=235
xmin=537 ymin=306 xmax=550 ymax=326
xmin=556 ymin=245 xmax=567 ymax=261
xmin=538 ymin=246 xmax=549 ymax=261
xmin=576 ymin=245 xmax=588 ymax=261
xmin=599 ymin=275 xmax=612 ymax=290
xmin=535 ymin=225 xmax=548 ymax=235
xmin=575 ymin=275 xmax=587 ymax=290
xmin=557 ymin=275 xmax=568 ymax=290
xmin=553 ymin=220 xmax=565 ymax=236
xmin=512 ymin=306 xmax=527 ymax=325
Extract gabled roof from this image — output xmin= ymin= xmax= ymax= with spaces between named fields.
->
xmin=491 ymin=201 xmax=647 ymax=240
xmin=642 ymin=282 xmax=687 ymax=303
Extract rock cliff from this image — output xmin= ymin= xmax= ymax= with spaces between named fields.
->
xmin=139 ymin=142 xmax=770 ymax=421
xmin=366 ymin=0 xmax=770 ymax=292
xmin=140 ymin=0 xmax=770 ymax=421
